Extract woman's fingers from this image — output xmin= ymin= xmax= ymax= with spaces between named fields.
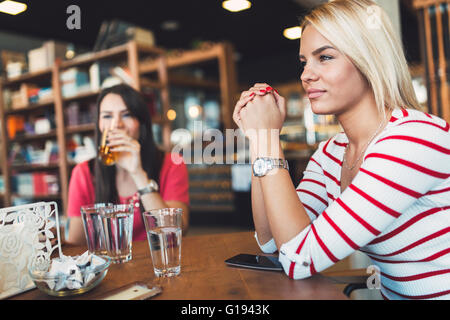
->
xmin=110 ymin=145 xmax=138 ymax=153
xmin=271 ymin=89 xmax=286 ymax=120
xmin=251 ymin=83 xmax=285 ymax=121
xmin=107 ymin=134 xmax=140 ymax=155
xmin=233 ymin=92 xmax=256 ymax=127
xmin=234 ymin=83 xmax=283 ymax=128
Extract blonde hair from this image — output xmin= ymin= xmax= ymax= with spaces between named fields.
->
xmin=301 ymin=0 xmax=421 ymax=116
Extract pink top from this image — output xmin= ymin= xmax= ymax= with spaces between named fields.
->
xmin=67 ymin=153 xmax=190 ymax=241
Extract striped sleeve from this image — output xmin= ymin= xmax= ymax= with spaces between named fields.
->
xmin=296 ymin=140 xmax=329 ymax=222
xmin=279 ymin=119 xmax=450 ymax=280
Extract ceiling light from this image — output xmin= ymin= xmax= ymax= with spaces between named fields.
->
xmin=283 ymin=26 xmax=302 ymax=40
xmin=222 ymin=0 xmax=251 ymax=13
xmin=167 ymin=109 xmax=177 ymax=121
xmin=188 ymin=105 xmax=202 ymax=119
xmin=0 ymin=0 xmax=27 ymax=15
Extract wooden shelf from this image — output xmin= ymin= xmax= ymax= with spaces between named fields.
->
xmin=140 ymin=77 xmax=164 ymax=89
xmin=10 ymin=130 xmax=57 ymax=143
xmin=2 ymin=67 xmax=53 ymax=86
xmin=60 ymin=42 xmax=165 ymax=70
xmin=140 ymin=44 xmax=223 ymax=74
xmin=66 ymin=123 xmax=96 ymax=134
xmin=11 ymin=193 xmax=61 ymax=201
xmin=60 ymin=44 xmax=130 ymax=69
xmin=11 ymin=162 xmax=60 ymax=172
xmin=62 ymin=90 xmax=99 ymax=102
xmin=4 ymin=99 xmax=54 ymax=115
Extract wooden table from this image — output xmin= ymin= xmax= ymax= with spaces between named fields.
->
xmin=10 ymin=231 xmax=347 ymax=300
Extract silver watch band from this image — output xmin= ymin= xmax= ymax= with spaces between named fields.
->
xmin=137 ymin=179 xmax=159 ymax=196
xmin=268 ymin=158 xmax=288 ymax=169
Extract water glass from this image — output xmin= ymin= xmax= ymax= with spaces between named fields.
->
xmin=100 ymin=203 xmax=134 ymax=264
xmin=142 ymin=208 xmax=183 ymax=277
xmin=80 ymin=203 xmax=112 ymax=256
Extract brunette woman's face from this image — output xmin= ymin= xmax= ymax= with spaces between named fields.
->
xmin=98 ymin=93 xmax=140 ymax=139
xmin=299 ymin=26 xmax=370 ymax=115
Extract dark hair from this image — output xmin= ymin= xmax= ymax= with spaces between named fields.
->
xmin=91 ymin=84 xmax=165 ymax=203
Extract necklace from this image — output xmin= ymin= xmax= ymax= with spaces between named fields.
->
xmin=343 ymin=119 xmax=385 ymax=171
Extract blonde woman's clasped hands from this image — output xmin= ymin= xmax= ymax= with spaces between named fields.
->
xmin=233 ymin=83 xmax=287 ymax=141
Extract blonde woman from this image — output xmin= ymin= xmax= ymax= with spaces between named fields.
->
xmin=233 ymin=0 xmax=450 ymax=300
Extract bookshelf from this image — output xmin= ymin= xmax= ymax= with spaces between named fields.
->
xmin=139 ymin=42 xmax=238 ymax=130
xmin=0 ymin=40 xmax=241 ymax=218
xmin=140 ymin=42 xmax=239 ymax=213
xmin=0 ymin=41 xmax=170 ymax=214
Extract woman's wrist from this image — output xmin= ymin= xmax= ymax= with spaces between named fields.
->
xmin=130 ymin=167 xmax=150 ymax=190
xmin=249 ymin=134 xmax=284 ymax=163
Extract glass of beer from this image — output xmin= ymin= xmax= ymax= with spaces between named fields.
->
xmin=98 ymin=128 xmax=116 ymax=166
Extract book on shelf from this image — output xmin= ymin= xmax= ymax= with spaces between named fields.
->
xmin=110 ymin=66 xmax=134 ymax=87
xmin=66 ymin=102 xmax=80 ymax=126
xmin=89 ymin=61 xmax=119 ymax=91
xmin=1 ymin=50 xmax=27 ymax=78
xmin=66 ymin=102 xmax=97 ymax=126
xmin=6 ymin=115 xmax=25 ymax=139
xmin=60 ymin=67 xmax=90 ymax=98
xmin=93 ymin=19 xmax=155 ymax=51
xmin=4 ymin=84 xmax=54 ymax=110
xmin=28 ymin=40 xmax=67 ymax=73
xmin=8 ymin=140 xmax=59 ymax=166
xmin=89 ymin=63 xmax=100 ymax=92
xmin=12 ymin=172 xmax=59 ymax=197
xmin=67 ymin=135 xmax=96 ymax=164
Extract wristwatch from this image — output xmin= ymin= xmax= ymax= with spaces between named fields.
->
xmin=137 ymin=179 xmax=159 ymax=196
xmin=252 ymin=157 xmax=289 ymax=177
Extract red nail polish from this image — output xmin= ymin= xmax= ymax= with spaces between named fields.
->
xmin=266 ymin=86 xmax=273 ymax=91
xmin=274 ymin=89 xmax=279 ymax=95
xmin=250 ymin=92 xmax=255 ymax=97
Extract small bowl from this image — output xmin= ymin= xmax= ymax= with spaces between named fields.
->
xmin=29 ymin=255 xmax=111 ymax=297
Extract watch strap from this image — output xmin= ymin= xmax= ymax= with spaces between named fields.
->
xmin=268 ymin=158 xmax=289 ymax=170
xmin=137 ymin=179 xmax=159 ymax=196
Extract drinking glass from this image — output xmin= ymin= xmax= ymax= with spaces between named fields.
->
xmin=142 ymin=208 xmax=183 ymax=277
xmin=99 ymin=203 xmax=134 ymax=263
xmin=80 ymin=203 xmax=112 ymax=256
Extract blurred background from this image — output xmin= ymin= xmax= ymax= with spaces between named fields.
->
xmin=0 ymin=0 xmax=446 ymax=237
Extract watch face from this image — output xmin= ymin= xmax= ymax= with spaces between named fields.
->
xmin=253 ymin=159 xmax=266 ymax=176
xmin=149 ymin=180 xmax=159 ymax=191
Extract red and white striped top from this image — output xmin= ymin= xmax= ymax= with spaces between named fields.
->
xmin=258 ymin=108 xmax=450 ymax=300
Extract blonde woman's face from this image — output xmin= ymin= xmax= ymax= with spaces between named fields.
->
xmin=98 ymin=93 xmax=140 ymax=139
xmin=299 ymin=26 xmax=370 ymax=115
